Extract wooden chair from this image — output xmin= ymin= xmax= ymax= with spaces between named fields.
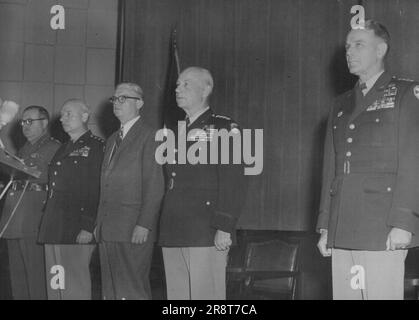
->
xmin=227 ymin=238 xmax=301 ymax=300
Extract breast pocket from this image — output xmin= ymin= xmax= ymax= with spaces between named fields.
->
xmin=360 ymin=109 xmax=397 ymax=146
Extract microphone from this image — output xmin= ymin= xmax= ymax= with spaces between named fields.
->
xmin=0 ymin=100 xmax=20 ymax=128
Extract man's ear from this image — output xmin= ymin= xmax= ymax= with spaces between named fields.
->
xmin=202 ymin=85 xmax=212 ymax=100
xmin=136 ymin=99 xmax=144 ymax=110
xmin=42 ymin=119 xmax=49 ymax=130
xmin=82 ymin=112 xmax=89 ymax=123
xmin=377 ymin=42 xmax=388 ymax=59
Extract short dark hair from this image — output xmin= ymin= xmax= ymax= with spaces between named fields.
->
xmin=23 ymin=105 xmax=50 ymax=122
xmin=364 ymin=20 xmax=391 ymax=56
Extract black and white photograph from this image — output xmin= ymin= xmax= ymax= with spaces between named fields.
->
xmin=0 ymin=0 xmax=419 ymax=308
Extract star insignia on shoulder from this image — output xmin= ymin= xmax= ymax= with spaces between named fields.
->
xmin=215 ymin=114 xmax=231 ymax=120
xmin=414 ymin=85 xmax=419 ymax=100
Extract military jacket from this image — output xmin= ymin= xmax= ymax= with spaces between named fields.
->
xmin=0 ymin=133 xmax=60 ymax=238
xmin=158 ymin=108 xmax=246 ymax=247
xmin=38 ymin=130 xmax=104 ymax=244
xmin=317 ymin=72 xmax=419 ymax=250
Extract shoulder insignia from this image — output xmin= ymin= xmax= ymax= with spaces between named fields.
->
xmin=91 ymin=134 xmax=105 ymax=143
xmin=394 ymin=76 xmax=414 ymax=82
xmin=414 ymin=85 xmax=419 ymax=100
xmin=215 ymin=115 xmax=231 ymax=120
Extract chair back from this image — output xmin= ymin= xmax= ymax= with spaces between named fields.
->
xmin=245 ymin=239 xmax=299 ymax=272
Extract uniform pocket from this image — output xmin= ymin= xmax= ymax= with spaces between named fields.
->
xmin=363 ymin=176 xmax=394 ymax=194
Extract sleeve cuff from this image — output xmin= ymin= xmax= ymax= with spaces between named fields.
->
xmin=387 ymin=207 xmax=418 ymax=235
xmin=211 ymin=210 xmax=237 ymax=233
xmin=80 ymin=214 xmax=95 ymax=233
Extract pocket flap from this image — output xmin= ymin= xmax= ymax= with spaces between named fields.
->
xmin=363 ymin=176 xmax=394 ymax=194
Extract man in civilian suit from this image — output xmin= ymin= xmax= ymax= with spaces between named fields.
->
xmin=95 ymin=82 xmax=164 ymax=300
xmin=317 ymin=20 xmax=419 ymax=299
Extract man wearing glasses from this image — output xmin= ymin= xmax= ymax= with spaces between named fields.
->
xmin=95 ymin=83 xmax=164 ymax=299
xmin=0 ymin=105 xmax=60 ymax=299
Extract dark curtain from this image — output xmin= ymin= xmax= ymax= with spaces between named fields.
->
xmin=118 ymin=0 xmax=419 ymax=231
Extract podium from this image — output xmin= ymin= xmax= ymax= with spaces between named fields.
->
xmin=0 ymin=148 xmax=41 ymax=200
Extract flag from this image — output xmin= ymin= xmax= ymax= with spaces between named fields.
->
xmin=162 ymin=28 xmax=185 ymax=130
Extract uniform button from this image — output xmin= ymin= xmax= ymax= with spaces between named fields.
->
xmin=346 ymin=151 xmax=351 ymax=157
xmin=206 ymin=201 xmax=211 ymax=205
xmin=54 ymin=171 xmax=57 ymax=175
xmin=10 ymin=192 xmax=14 ymax=196
xmin=375 ymin=118 xmax=380 ymax=123
xmin=347 ymin=138 xmax=353 ymax=143
xmin=333 ymin=126 xmax=337 ymax=130
xmin=52 ymin=182 xmax=56 ymax=186
xmin=171 ymin=172 xmax=176 ymax=177
xmin=74 ymin=160 xmax=78 ymax=164
xmin=81 ymin=208 xmax=84 ymax=211
xmin=349 ymin=124 xmax=355 ymax=130
xmin=57 ymin=161 xmax=61 ymax=165
xmin=387 ymin=187 xmax=392 ymax=192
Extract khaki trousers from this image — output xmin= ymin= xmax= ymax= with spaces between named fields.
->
xmin=44 ymin=244 xmax=95 ymax=300
xmin=331 ymin=248 xmax=407 ymax=300
xmin=7 ymin=238 xmax=46 ymax=300
xmin=162 ymin=246 xmax=229 ymax=300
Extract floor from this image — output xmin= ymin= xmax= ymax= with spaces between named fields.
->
xmin=1 ymin=236 xmax=419 ymax=300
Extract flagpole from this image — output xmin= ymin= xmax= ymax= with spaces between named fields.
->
xmin=173 ymin=28 xmax=180 ymax=76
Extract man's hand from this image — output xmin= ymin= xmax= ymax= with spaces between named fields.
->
xmin=214 ymin=230 xmax=232 ymax=251
xmin=131 ymin=225 xmax=149 ymax=244
xmin=76 ymin=230 xmax=93 ymax=244
xmin=317 ymin=229 xmax=332 ymax=257
xmin=386 ymin=227 xmax=411 ymax=250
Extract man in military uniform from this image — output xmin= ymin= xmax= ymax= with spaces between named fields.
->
xmin=38 ymin=99 xmax=104 ymax=299
xmin=317 ymin=20 xmax=419 ymax=299
xmin=0 ymin=105 xmax=60 ymax=299
xmin=158 ymin=67 xmax=245 ymax=300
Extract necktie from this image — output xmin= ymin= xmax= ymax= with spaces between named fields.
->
xmin=109 ymin=127 xmax=123 ymax=162
xmin=359 ymin=82 xmax=367 ymax=96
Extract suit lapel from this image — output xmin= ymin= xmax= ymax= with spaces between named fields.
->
xmin=348 ymin=72 xmax=393 ymax=123
xmin=105 ymin=118 xmax=144 ymax=172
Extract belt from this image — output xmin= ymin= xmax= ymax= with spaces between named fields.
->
xmin=11 ymin=181 xmax=48 ymax=192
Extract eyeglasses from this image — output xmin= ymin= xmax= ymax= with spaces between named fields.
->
xmin=20 ymin=118 xmax=46 ymax=126
xmin=109 ymin=96 xmax=142 ymax=104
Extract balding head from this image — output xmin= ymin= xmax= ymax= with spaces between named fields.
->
xmin=181 ymin=67 xmax=214 ymax=94
xmin=60 ymin=99 xmax=90 ymax=138
xmin=176 ymin=67 xmax=214 ymax=116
